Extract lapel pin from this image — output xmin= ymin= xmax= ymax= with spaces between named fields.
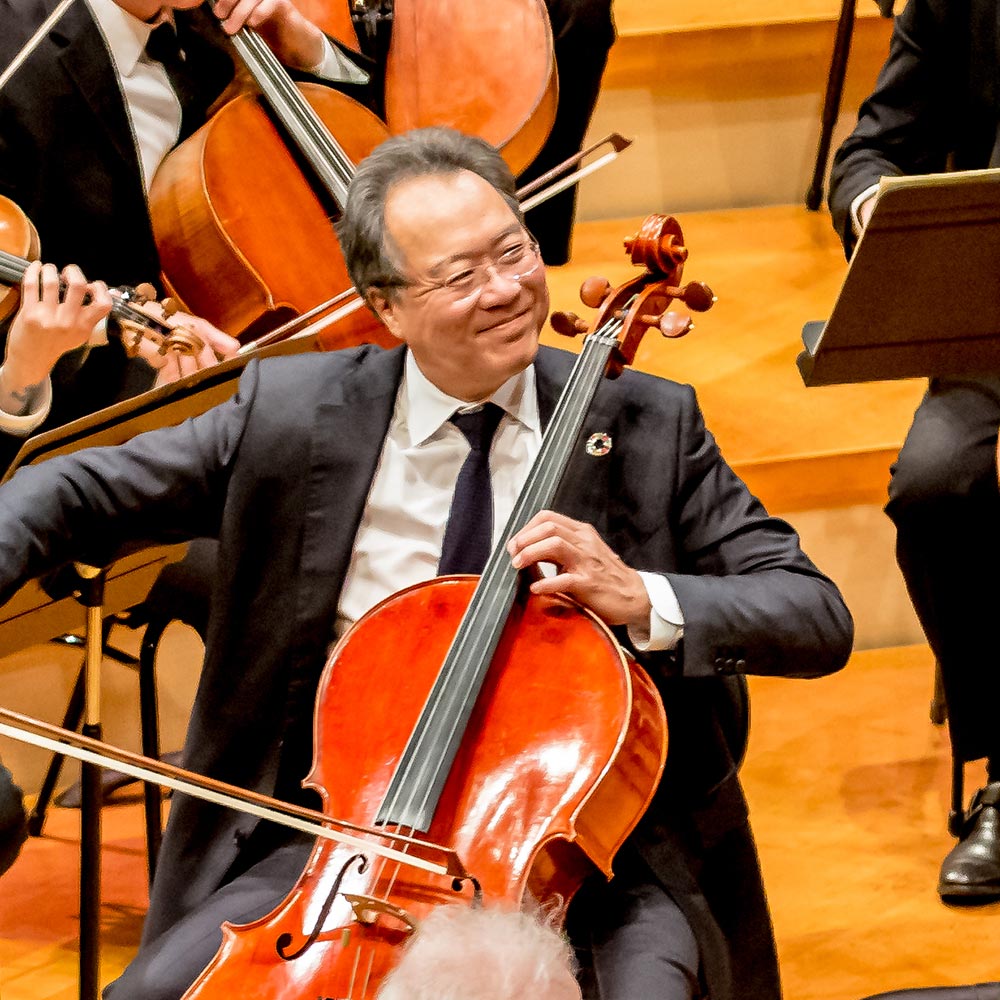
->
xmin=585 ymin=432 xmax=612 ymax=457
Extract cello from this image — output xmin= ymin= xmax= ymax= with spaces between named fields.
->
xmin=172 ymin=214 xmax=714 ymax=1000
xmin=149 ymin=2 xmax=556 ymax=347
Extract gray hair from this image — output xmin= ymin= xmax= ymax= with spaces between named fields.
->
xmin=377 ymin=905 xmax=580 ymax=1000
xmin=337 ymin=127 xmax=524 ymax=303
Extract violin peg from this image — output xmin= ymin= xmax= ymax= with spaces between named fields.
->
xmin=680 ymin=281 xmax=716 ymax=312
xmin=579 ymin=276 xmax=612 ymax=309
xmin=159 ymin=296 xmax=181 ymax=319
xmin=550 ymin=311 xmax=590 ymax=338
xmin=133 ymin=282 xmax=157 ymax=304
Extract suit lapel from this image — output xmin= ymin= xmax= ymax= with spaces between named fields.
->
xmin=535 ymin=346 xmax=615 ymax=540
xmin=294 ymin=347 xmax=406 ymax=631
xmin=51 ymin=3 xmax=140 ymax=172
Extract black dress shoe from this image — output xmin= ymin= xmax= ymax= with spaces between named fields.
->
xmin=938 ymin=781 xmax=1000 ymax=902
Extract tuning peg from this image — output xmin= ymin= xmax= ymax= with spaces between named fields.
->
xmin=679 ymin=281 xmax=715 ymax=312
xmin=159 ymin=296 xmax=181 ymax=319
xmin=132 ymin=282 xmax=158 ymax=304
xmin=550 ymin=311 xmax=590 ymax=338
xmin=639 ymin=311 xmax=693 ymax=339
xmin=579 ymin=276 xmax=612 ymax=308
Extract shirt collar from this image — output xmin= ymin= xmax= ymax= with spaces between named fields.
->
xmin=401 ymin=350 xmax=540 ymax=448
xmin=85 ymin=0 xmax=172 ymax=76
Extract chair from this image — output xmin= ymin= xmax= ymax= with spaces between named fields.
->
xmin=27 ymin=539 xmax=215 ymax=883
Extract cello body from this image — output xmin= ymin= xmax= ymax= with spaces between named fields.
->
xmin=149 ymin=84 xmax=395 ymax=349
xmin=182 ymin=577 xmax=667 ymax=999
xmin=384 ymin=0 xmax=557 ymax=175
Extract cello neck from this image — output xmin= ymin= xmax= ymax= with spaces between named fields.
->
xmin=229 ymin=27 xmax=356 ymax=209
xmin=376 ymin=311 xmax=630 ymax=832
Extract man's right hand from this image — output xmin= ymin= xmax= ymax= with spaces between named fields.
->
xmin=0 ymin=261 xmax=113 ymax=416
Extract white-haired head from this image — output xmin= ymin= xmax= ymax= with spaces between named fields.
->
xmin=377 ymin=905 xmax=581 ymax=1000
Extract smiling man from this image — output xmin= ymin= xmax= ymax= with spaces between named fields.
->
xmin=0 ymin=127 xmax=852 ymax=1000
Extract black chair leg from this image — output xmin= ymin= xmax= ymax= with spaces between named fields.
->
xmin=138 ymin=618 xmax=170 ymax=885
xmin=27 ymin=656 xmax=85 ymax=836
xmin=948 ymin=755 xmax=966 ymax=837
xmin=28 ymin=619 xmax=121 ymax=836
xmin=806 ymin=0 xmax=857 ymax=210
xmin=930 ymin=659 xmax=948 ymax=725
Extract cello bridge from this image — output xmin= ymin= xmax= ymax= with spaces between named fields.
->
xmin=341 ymin=893 xmax=417 ymax=935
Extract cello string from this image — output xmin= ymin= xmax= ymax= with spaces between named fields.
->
xmin=344 ymin=318 xmax=629 ymax=963
xmin=231 ymin=30 xmax=356 ymax=204
xmin=379 ymin=317 xmax=626 ymax=833
xmin=382 ymin=330 xmax=617 ymax=827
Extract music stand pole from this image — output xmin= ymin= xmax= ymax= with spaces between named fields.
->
xmin=75 ymin=563 xmax=105 ymax=1000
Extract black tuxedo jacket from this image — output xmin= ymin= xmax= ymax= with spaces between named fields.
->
xmin=0 ymin=1 xmax=372 ymax=472
xmin=0 ymin=1 xmax=236 ymax=470
xmin=828 ymin=0 xmax=1000 ymax=255
xmin=0 ymin=343 xmax=852 ymax=1000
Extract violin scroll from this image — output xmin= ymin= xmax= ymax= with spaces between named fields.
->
xmin=112 ymin=285 xmax=207 ymax=359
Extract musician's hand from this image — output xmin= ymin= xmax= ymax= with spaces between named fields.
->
xmin=506 ymin=510 xmax=652 ymax=629
xmin=1 ymin=262 xmax=112 ymax=413
xmin=142 ymin=313 xmax=240 ymax=388
xmin=213 ymin=0 xmax=327 ymax=70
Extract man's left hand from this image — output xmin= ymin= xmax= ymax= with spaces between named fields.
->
xmin=507 ymin=510 xmax=652 ymax=629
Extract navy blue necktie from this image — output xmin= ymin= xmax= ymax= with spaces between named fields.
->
xmin=437 ymin=403 xmax=505 ymax=576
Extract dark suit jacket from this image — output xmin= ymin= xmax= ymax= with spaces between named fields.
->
xmin=0 ymin=1 xmax=372 ymax=473
xmin=0 ymin=343 xmax=853 ymax=1000
xmin=0 ymin=1 xmax=236 ymax=471
xmin=828 ymin=0 xmax=1000 ymax=256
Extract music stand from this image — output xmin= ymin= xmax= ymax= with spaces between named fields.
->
xmin=797 ymin=167 xmax=1000 ymax=386
xmin=0 ymin=332 xmax=314 ymax=1000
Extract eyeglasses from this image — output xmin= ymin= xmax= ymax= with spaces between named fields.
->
xmin=399 ymin=236 xmax=542 ymax=303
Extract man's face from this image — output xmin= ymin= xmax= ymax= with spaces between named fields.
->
xmin=371 ymin=171 xmax=549 ymax=402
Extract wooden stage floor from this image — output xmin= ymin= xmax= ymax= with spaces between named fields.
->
xmin=1 ymin=643 xmax=998 ymax=1000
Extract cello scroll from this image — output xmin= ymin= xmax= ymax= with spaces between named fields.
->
xmin=550 ymin=214 xmax=717 ymax=376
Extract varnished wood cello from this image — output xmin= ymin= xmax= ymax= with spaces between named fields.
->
xmin=150 ymin=0 xmax=556 ymax=347
xmin=165 ymin=215 xmax=715 ymax=1000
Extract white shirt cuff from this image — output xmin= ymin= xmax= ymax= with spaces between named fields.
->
xmin=850 ymin=183 xmax=880 ymax=238
xmin=628 ymin=571 xmax=684 ymax=652
xmin=0 ymin=371 xmax=52 ymax=437
xmin=307 ymin=37 xmax=369 ymax=85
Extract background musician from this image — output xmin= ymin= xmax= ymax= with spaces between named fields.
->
xmin=828 ymin=0 xmax=1000 ymax=904
xmin=0 ymin=126 xmax=853 ymax=1000
xmin=347 ymin=0 xmax=616 ymax=267
xmin=0 ymin=0 xmax=369 ymax=470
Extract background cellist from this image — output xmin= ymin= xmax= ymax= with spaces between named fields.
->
xmin=0 ymin=126 xmax=853 ymax=1000
xmin=0 ymin=0 xmax=370 ymax=472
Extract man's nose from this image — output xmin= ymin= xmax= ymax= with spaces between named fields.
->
xmin=478 ymin=263 xmax=521 ymax=304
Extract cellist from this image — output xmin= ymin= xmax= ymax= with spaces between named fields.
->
xmin=0 ymin=0 xmax=371 ymax=470
xmin=0 ymin=126 xmax=853 ymax=1000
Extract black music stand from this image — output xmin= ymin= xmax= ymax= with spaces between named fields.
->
xmin=0 ymin=332 xmax=313 ymax=1000
xmin=798 ymin=167 xmax=1000 ymax=386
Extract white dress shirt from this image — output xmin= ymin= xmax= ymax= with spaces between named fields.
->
xmin=334 ymin=351 xmax=684 ymax=651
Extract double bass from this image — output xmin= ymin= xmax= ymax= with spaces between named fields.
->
xmin=168 ymin=215 xmax=715 ymax=999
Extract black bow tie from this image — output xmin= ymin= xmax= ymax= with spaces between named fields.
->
xmin=144 ymin=22 xmax=184 ymax=66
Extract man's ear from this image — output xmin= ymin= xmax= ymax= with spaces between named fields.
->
xmin=368 ymin=289 xmax=404 ymax=342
